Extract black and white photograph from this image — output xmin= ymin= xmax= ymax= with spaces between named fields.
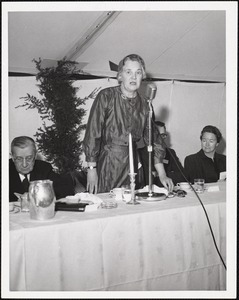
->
xmin=2 ymin=1 xmax=237 ymax=298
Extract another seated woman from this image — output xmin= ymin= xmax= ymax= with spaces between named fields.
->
xmin=184 ymin=125 xmax=226 ymax=183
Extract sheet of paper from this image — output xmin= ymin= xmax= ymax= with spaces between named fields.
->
xmin=207 ymin=186 xmax=220 ymax=192
xmin=219 ymin=171 xmax=226 ymax=180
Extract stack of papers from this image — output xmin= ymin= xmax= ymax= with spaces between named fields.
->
xmin=57 ymin=193 xmax=103 ymax=211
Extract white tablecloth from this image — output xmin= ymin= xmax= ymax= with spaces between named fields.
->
xmin=10 ymin=182 xmax=226 ymax=291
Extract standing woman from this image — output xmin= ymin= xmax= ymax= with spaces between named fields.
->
xmin=83 ymin=54 xmax=173 ymax=194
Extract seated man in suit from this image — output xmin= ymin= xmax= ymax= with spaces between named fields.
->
xmin=137 ymin=121 xmax=185 ymax=187
xmin=184 ymin=125 xmax=226 ymax=183
xmin=9 ymin=136 xmax=75 ymax=202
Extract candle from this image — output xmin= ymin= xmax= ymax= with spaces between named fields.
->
xmin=129 ymin=133 xmax=134 ymax=174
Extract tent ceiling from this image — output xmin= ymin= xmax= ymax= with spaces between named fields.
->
xmin=9 ymin=10 xmax=225 ymax=82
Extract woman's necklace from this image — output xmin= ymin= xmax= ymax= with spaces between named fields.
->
xmin=120 ymin=86 xmax=136 ymax=99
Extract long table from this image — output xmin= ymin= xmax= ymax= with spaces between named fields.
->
xmin=9 ymin=182 xmax=226 ymax=291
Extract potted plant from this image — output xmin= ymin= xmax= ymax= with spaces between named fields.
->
xmin=16 ymin=57 xmax=100 ymax=190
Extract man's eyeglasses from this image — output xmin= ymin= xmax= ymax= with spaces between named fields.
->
xmin=14 ymin=156 xmax=34 ymax=163
xmin=160 ymin=133 xmax=168 ymax=139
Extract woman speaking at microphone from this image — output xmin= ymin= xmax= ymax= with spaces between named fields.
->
xmin=82 ymin=54 xmax=174 ymax=194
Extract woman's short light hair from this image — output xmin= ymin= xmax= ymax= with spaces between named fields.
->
xmin=117 ymin=54 xmax=146 ymax=82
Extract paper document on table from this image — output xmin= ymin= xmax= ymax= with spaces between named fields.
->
xmin=65 ymin=192 xmax=103 ymax=207
xmin=85 ymin=204 xmax=99 ymax=212
xmin=207 ymin=186 xmax=220 ymax=192
xmin=219 ymin=171 xmax=226 ymax=180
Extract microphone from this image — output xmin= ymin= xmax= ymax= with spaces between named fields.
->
xmin=145 ymin=83 xmax=157 ymax=100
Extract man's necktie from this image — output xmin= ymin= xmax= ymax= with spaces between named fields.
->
xmin=22 ymin=174 xmax=29 ymax=192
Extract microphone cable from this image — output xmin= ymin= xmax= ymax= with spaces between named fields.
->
xmin=153 ymin=122 xmax=227 ymax=271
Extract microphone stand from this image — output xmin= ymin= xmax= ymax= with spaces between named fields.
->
xmin=136 ymin=98 xmax=166 ymax=201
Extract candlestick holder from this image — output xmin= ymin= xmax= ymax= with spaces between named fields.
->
xmin=127 ymin=173 xmax=140 ymax=205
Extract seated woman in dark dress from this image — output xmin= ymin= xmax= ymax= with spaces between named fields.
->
xmin=184 ymin=125 xmax=226 ymax=183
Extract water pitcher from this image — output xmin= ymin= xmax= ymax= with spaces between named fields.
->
xmin=29 ymin=180 xmax=56 ymax=220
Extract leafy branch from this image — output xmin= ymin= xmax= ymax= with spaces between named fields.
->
xmin=16 ymin=57 xmax=100 ymax=174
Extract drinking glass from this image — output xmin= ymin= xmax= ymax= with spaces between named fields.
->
xmin=20 ymin=193 xmax=30 ymax=212
xmin=194 ymin=179 xmax=205 ymax=193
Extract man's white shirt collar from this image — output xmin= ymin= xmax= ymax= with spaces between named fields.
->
xmin=19 ymin=173 xmax=30 ymax=182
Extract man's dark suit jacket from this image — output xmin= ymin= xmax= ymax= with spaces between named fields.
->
xmin=138 ymin=146 xmax=186 ymax=187
xmin=9 ymin=159 xmax=74 ymax=202
xmin=184 ymin=149 xmax=226 ymax=183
